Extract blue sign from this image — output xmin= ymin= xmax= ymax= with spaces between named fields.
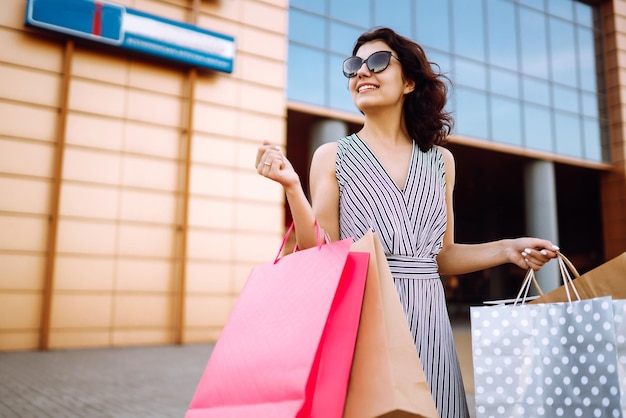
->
xmin=25 ymin=0 xmax=235 ymax=73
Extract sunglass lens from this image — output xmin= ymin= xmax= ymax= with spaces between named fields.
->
xmin=343 ymin=57 xmax=363 ymax=78
xmin=368 ymin=52 xmax=391 ymax=73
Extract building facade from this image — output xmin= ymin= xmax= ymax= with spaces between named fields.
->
xmin=0 ymin=0 xmax=624 ymax=351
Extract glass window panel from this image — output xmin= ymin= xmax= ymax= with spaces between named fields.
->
xmin=581 ymin=92 xmax=599 ymax=118
xmin=427 ymin=51 xmax=452 ymax=76
xmin=374 ymin=0 xmax=411 ymax=37
xmin=490 ymin=68 xmax=520 ymax=99
xmin=289 ymin=0 xmax=325 ymax=14
xmin=491 ymin=96 xmax=522 ymax=146
xmin=329 ymin=54 xmax=355 ymax=113
xmin=453 ymin=0 xmax=485 ymax=61
xmin=552 ymin=85 xmax=579 ymax=113
xmin=518 ymin=0 xmax=544 ymax=12
xmin=547 ymin=0 xmax=574 ymax=20
xmin=520 ymin=7 xmax=549 ymax=79
xmin=549 ymin=18 xmax=577 ymax=87
xmin=523 ymin=77 xmax=550 ymax=106
xmin=583 ymin=118 xmax=602 ymax=162
xmin=330 ymin=0 xmax=370 ymax=27
xmin=287 ymin=45 xmax=326 ymax=106
xmin=454 ymin=87 xmax=489 ymax=140
xmin=416 ymin=0 xmax=450 ymax=52
xmin=289 ymin=10 xmax=326 ymax=48
xmin=454 ymin=58 xmax=486 ymax=90
xmin=577 ymin=26 xmax=598 ymax=93
xmin=487 ymin=0 xmax=518 ymax=70
xmin=575 ymin=2 xmax=593 ymax=27
xmin=330 ymin=22 xmax=364 ymax=55
xmin=523 ymin=103 xmax=553 ymax=152
xmin=554 ymin=111 xmax=582 ymax=158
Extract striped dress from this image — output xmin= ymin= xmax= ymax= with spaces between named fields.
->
xmin=336 ymin=134 xmax=469 ymax=418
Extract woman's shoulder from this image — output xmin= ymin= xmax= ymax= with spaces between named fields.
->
xmin=435 ymin=145 xmax=455 ymax=165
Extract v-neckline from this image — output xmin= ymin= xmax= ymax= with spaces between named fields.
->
xmin=353 ymin=134 xmax=414 ymax=193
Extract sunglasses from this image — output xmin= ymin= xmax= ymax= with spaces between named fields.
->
xmin=342 ymin=51 xmax=399 ymax=78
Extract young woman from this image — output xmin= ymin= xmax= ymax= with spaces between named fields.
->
xmin=256 ymin=27 xmax=558 ymax=418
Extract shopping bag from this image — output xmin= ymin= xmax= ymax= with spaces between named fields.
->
xmin=471 ymin=255 xmax=623 ymax=418
xmin=346 ymin=230 xmax=439 ymax=418
xmin=185 ymin=224 xmax=369 ymax=418
xmin=530 ymin=251 xmax=626 ymax=304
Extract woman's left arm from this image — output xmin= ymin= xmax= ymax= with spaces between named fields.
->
xmin=435 ymin=147 xmax=559 ymax=276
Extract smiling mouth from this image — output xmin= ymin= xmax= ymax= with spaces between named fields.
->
xmin=358 ymin=85 xmax=378 ymax=93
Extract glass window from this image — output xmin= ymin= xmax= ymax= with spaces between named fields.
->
xmin=554 ymin=111 xmax=583 ymax=158
xmin=523 ymin=103 xmax=553 ymax=152
xmin=330 ymin=22 xmax=363 ymax=55
xmin=519 ymin=7 xmax=549 ymax=79
xmin=287 ymin=45 xmax=326 ymax=106
xmin=330 ymin=0 xmax=370 ymax=27
xmin=547 ymin=0 xmax=574 ymax=20
xmin=523 ymin=77 xmax=550 ymax=106
xmin=289 ymin=0 xmax=325 ymax=14
xmin=453 ymin=0 xmax=486 ymax=61
xmin=552 ymin=85 xmax=579 ymax=113
xmin=455 ymin=87 xmax=489 ymax=140
xmin=374 ymin=0 xmax=411 ymax=37
xmin=577 ymin=26 xmax=598 ymax=93
xmin=549 ymin=18 xmax=577 ymax=87
xmin=583 ymin=118 xmax=602 ymax=162
xmin=490 ymin=68 xmax=520 ymax=99
xmin=416 ymin=0 xmax=450 ymax=52
xmin=329 ymin=54 xmax=354 ymax=113
xmin=581 ymin=92 xmax=599 ymax=118
xmin=289 ymin=10 xmax=326 ymax=49
xmin=487 ymin=0 xmax=518 ymax=71
xmin=491 ymin=96 xmax=522 ymax=146
xmin=575 ymin=2 xmax=593 ymax=27
xmin=518 ymin=0 xmax=544 ymax=12
xmin=454 ymin=58 xmax=486 ymax=90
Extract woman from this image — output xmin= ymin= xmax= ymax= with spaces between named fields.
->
xmin=256 ymin=27 xmax=558 ymax=418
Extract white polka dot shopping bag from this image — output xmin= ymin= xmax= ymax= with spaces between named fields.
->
xmin=471 ymin=255 xmax=624 ymax=418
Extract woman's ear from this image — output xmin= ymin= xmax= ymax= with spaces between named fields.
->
xmin=403 ymin=79 xmax=415 ymax=95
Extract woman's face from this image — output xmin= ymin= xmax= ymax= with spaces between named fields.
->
xmin=348 ymin=40 xmax=414 ymax=113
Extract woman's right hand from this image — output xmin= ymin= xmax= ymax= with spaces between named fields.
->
xmin=255 ymin=140 xmax=300 ymax=189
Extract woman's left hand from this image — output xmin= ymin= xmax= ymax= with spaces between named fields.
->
xmin=508 ymin=238 xmax=560 ymax=271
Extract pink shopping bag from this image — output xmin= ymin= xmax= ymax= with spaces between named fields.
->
xmin=186 ymin=225 xmax=369 ymax=418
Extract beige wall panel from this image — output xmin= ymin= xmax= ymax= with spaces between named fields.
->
xmin=115 ymin=258 xmax=173 ymax=292
xmin=195 ymin=75 xmax=239 ymax=108
xmin=241 ymin=1 xmax=285 ymax=32
xmin=69 ymin=79 xmax=127 ymax=118
xmin=258 ymin=0 xmax=288 ymax=7
xmin=186 ymin=261 xmax=231 ymax=293
xmin=113 ymin=294 xmax=173 ymax=327
xmin=185 ymin=295 xmax=234 ymax=327
xmin=0 ymin=177 xmax=50 ymax=214
xmin=0 ymin=28 xmax=63 ymax=72
xmin=0 ymin=215 xmax=48 ymax=252
xmin=192 ymin=134 xmax=237 ymax=166
xmin=239 ymin=83 xmax=285 ymax=115
xmin=48 ymin=330 xmax=110 ymax=349
xmin=0 ymin=293 xmax=42 ymax=329
xmin=60 ymin=183 xmax=119 ymax=220
xmin=127 ymin=90 xmax=182 ymax=127
xmin=112 ymin=329 xmax=172 ymax=346
xmin=121 ymin=155 xmax=180 ymax=191
xmin=0 ymin=138 xmax=54 ymax=178
xmin=56 ymin=219 xmax=117 ymax=255
xmin=201 ymin=0 xmax=241 ymax=24
xmin=124 ymin=122 xmax=181 ymax=158
xmin=3 ymin=0 xmax=32 ymax=29
xmin=234 ymin=170 xmax=285 ymax=202
xmin=0 ymin=331 xmax=39 ymax=351
xmin=119 ymin=189 xmax=177 ymax=224
xmin=233 ymin=263 xmax=256 ymax=293
xmin=134 ymin=0 xmax=187 ymax=21
xmin=237 ymin=113 xmax=286 ymax=143
xmin=188 ymin=197 xmax=234 ymax=229
xmin=238 ymin=54 xmax=284 ymax=88
xmin=184 ymin=328 xmax=220 ymax=343
xmin=0 ymin=66 xmax=60 ymax=107
xmin=0 ymin=102 xmax=58 ymax=143
xmin=73 ymin=49 xmax=129 ymax=85
xmin=51 ymin=293 xmax=112 ymax=328
xmin=62 ymin=148 xmax=122 ymax=185
xmin=235 ymin=201 xmax=283 ymax=232
xmin=187 ymin=229 xmax=233 ymax=261
xmin=233 ymin=232 xmax=285 ymax=264
xmin=189 ymin=165 xmax=234 ymax=197
xmin=193 ymin=103 xmax=238 ymax=137
xmin=238 ymin=28 xmax=286 ymax=61
xmin=117 ymin=224 xmax=175 ymax=257
xmin=54 ymin=256 xmax=115 ymax=291
xmin=128 ymin=61 xmax=184 ymax=96
xmin=66 ymin=113 xmax=125 ymax=151
xmin=0 ymin=254 xmax=45 ymax=290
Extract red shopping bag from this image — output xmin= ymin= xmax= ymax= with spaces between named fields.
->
xmin=186 ymin=225 xmax=369 ymax=418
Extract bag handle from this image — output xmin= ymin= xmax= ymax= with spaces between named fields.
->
xmin=274 ymin=220 xmax=328 ymax=264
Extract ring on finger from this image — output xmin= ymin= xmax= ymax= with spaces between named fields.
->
xmin=264 ymin=161 xmax=271 ymax=166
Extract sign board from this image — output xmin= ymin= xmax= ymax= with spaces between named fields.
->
xmin=25 ymin=0 xmax=236 ymax=73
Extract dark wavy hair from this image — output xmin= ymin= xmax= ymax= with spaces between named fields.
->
xmin=352 ymin=27 xmax=453 ymax=152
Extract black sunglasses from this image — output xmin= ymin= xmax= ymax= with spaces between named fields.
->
xmin=342 ymin=51 xmax=399 ymax=78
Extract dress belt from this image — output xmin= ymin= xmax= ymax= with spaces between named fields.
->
xmin=386 ymin=255 xmax=440 ymax=280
